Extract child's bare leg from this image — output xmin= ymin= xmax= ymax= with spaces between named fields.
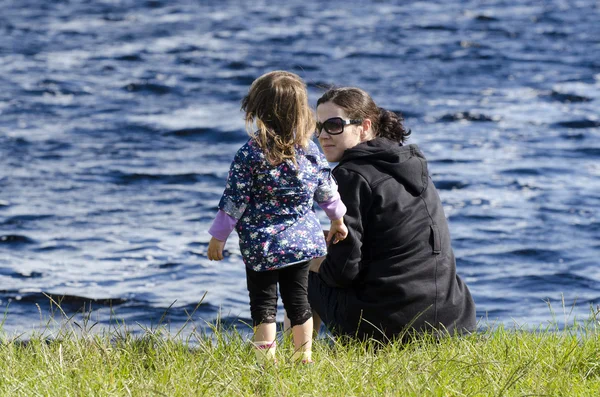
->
xmin=312 ymin=310 xmax=322 ymax=336
xmin=254 ymin=322 xmax=276 ymax=342
xmin=283 ymin=311 xmax=291 ymax=335
xmin=253 ymin=322 xmax=277 ymax=364
xmin=291 ymin=317 xmax=313 ymax=363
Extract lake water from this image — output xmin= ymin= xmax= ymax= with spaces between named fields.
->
xmin=1 ymin=0 xmax=599 ymax=336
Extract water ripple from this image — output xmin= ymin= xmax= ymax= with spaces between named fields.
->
xmin=1 ymin=0 xmax=599 ymax=333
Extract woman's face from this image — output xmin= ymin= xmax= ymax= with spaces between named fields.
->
xmin=316 ymin=101 xmax=364 ymax=162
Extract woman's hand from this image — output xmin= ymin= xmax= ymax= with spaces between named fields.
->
xmin=207 ymin=237 xmax=225 ymax=261
xmin=326 ymin=218 xmax=348 ymax=245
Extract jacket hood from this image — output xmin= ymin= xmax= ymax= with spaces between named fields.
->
xmin=338 ymin=138 xmax=429 ymax=195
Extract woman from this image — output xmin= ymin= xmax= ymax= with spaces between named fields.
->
xmin=308 ymin=87 xmax=476 ymax=341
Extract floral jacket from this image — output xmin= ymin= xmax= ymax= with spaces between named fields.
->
xmin=218 ymin=138 xmax=339 ymax=271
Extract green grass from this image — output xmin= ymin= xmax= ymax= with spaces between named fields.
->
xmin=1 ymin=305 xmax=600 ymax=396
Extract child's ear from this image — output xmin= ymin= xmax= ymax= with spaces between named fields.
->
xmin=360 ymin=119 xmax=372 ymax=140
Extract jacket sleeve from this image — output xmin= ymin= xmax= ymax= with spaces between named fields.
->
xmin=218 ymin=146 xmax=254 ymax=220
xmin=313 ymin=151 xmax=338 ymax=203
xmin=318 ymin=167 xmax=370 ymax=288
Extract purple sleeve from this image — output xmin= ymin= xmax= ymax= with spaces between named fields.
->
xmin=208 ymin=210 xmax=238 ymax=241
xmin=317 ymin=191 xmax=347 ymax=221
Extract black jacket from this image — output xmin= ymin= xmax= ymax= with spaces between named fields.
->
xmin=318 ymin=138 xmax=476 ymax=338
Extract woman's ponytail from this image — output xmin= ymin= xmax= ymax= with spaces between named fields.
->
xmin=377 ymin=107 xmax=411 ymax=143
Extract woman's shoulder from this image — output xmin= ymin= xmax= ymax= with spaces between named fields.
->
xmin=333 ymin=158 xmax=384 ymax=190
xmin=333 ymin=164 xmax=369 ymax=183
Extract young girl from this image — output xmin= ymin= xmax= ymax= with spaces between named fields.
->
xmin=207 ymin=71 xmax=348 ymax=365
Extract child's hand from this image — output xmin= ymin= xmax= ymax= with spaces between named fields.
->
xmin=207 ymin=237 xmax=226 ymax=261
xmin=326 ymin=218 xmax=348 ymax=245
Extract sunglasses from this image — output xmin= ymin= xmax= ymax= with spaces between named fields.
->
xmin=315 ymin=117 xmax=363 ymax=138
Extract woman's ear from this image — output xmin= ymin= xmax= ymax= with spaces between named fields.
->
xmin=360 ymin=119 xmax=372 ymax=141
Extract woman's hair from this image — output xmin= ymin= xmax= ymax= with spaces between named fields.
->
xmin=241 ymin=71 xmax=314 ymax=165
xmin=316 ymin=87 xmax=411 ymax=143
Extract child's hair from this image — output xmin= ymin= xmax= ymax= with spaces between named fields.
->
xmin=317 ymin=87 xmax=411 ymax=143
xmin=241 ymin=71 xmax=315 ymax=165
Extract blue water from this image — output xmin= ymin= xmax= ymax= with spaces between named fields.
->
xmin=1 ymin=0 xmax=599 ymax=336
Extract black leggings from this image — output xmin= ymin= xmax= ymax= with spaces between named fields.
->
xmin=246 ymin=261 xmax=312 ymax=328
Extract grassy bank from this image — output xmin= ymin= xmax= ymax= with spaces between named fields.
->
xmin=1 ymin=312 xmax=599 ymax=397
